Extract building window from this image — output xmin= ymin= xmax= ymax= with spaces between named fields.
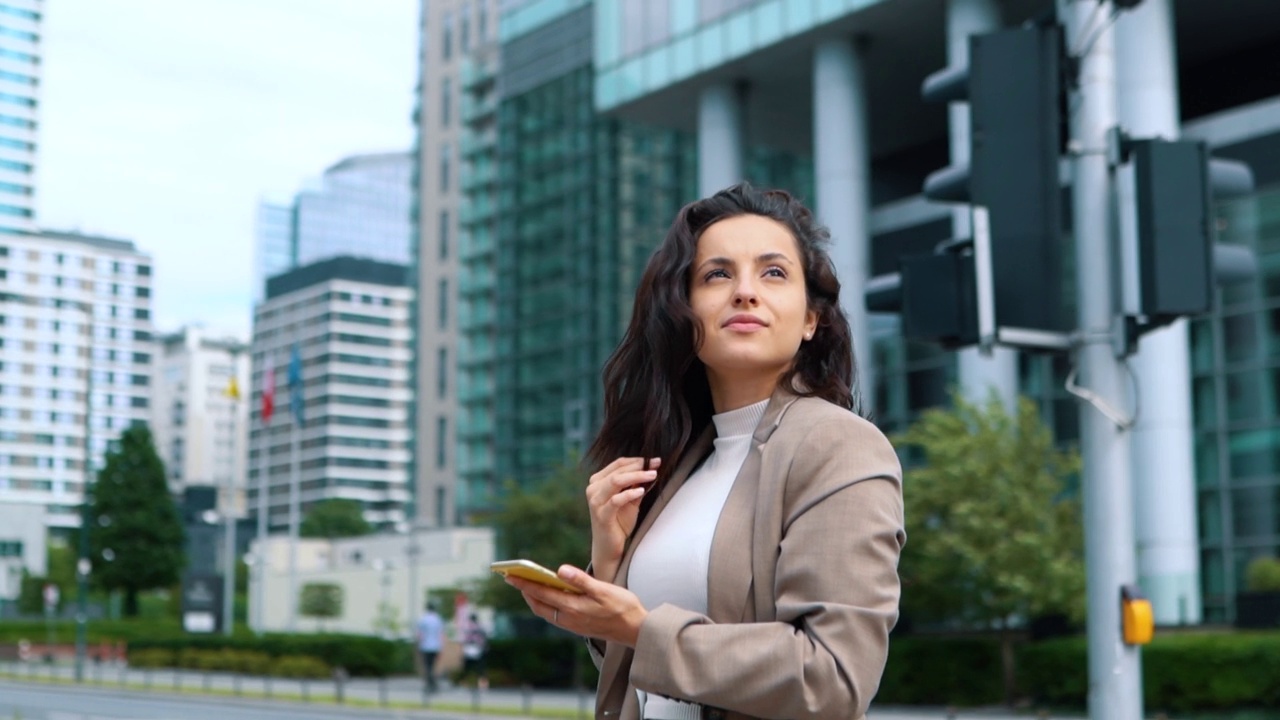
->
xmin=438 ymin=279 xmax=448 ymax=330
xmin=439 ymin=210 xmax=450 ymax=260
xmin=436 ymin=346 xmax=447 ymax=398
xmin=460 ymin=6 xmax=471 ymax=54
xmin=436 ymin=416 xmax=447 ymax=469
xmin=436 ymin=486 xmax=447 ymax=527
xmin=439 ymin=143 xmax=450 ymax=192
xmin=478 ymin=5 xmax=487 ymax=42
xmin=442 ymin=12 xmax=453 ymax=61
xmin=441 ymin=77 xmax=451 ymax=127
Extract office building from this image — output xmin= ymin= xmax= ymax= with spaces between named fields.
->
xmin=0 ymin=0 xmax=41 ymax=237
xmin=586 ymin=0 xmax=1280 ymax=624
xmin=253 ymin=152 xmax=413 ymax=302
xmin=247 ymin=256 xmax=413 ymax=533
xmin=0 ymin=230 xmax=154 ymax=532
xmin=412 ymin=0 xmax=503 ymax=530
xmin=151 ymin=326 xmax=250 ymax=513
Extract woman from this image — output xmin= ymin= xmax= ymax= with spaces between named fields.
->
xmin=504 ymin=184 xmax=905 ymax=720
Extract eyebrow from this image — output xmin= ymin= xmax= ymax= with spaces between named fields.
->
xmin=696 ymin=252 xmax=796 ymax=272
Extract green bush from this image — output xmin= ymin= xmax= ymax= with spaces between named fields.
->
xmin=1245 ymin=556 xmax=1280 ymax=592
xmin=1019 ymin=632 xmax=1280 ymax=713
xmin=483 ymin=637 xmax=599 ymax=688
xmin=127 ymin=647 xmax=175 ymax=668
xmin=274 ymin=655 xmax=331 ymax=679
xmin=127 ymin=632 xmax=411 ymax=677
xmin=876 ymin=637 xmax=1004 ymax=706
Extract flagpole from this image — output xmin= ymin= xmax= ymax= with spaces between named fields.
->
xmin=222 ymin=372 xmax=239 ymax=637
xmin=255 ymin=352 xmax=274 ymax=634
xmin=256 ymin=416 xmax=269 ymax=633
xmin=287 ymin=343 xmax=303 ymax=633
xmin=288 ymin=415 xmax=299 ymax=632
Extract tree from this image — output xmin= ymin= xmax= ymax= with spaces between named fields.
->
xmin=476 ymin=462 xmax=592 ymax=615
xmin=86 ymin=425 xmax=186 ymax=617
xmin=894 ymin=393 xmax=1085 ymax=705
xmin=299 ymin=582 xmax=343 ymax=631
xmin=300 ymin=499 xmax=372 ymax=540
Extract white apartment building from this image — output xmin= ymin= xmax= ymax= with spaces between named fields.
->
xmin=0 ymin=230 xmax=155 ymax=532
xmin=0 ymin=0 xmax=41 ymax=236
xmin=248 ymin=256 xmax=413 ymax=534
xmin=151 ymin=327 xmax=249 ymax=514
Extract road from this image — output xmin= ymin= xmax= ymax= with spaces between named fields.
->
xmin=0 ymin=680 xmax=495 ymax=720
xmin=0 ymin=676 xmax=1085 ymax=720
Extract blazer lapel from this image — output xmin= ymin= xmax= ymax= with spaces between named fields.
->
xmin=707 ymin=389 xmax=800 ymax=623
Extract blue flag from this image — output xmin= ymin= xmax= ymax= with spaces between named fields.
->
xmin=288 ymin=343 xmax=304 ymax=426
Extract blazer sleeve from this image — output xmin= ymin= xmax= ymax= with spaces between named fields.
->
xmin=628 ymin=415 xmax=906 ymax=720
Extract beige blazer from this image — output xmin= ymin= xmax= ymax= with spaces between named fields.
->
xmin=591 ymin=388 xmax=906 ymax=720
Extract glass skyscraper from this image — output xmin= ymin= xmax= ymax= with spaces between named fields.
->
xmin=0 ymin=0 xmax=40 ymax=236
xmin=253 ymin=152 xmax=413 ymax=302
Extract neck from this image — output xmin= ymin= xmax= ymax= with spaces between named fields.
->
xmin=705 ymin=369 xmax=781 ymax=414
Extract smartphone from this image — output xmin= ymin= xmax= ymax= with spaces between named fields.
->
xmin=490 ymin=559 xmax=584 ymax=594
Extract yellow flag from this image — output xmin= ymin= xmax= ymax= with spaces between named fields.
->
xmin=225 ymin=376 xmax=241 ymax=401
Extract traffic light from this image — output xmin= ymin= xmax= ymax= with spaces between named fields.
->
xmin=1117 ymin=136 xmax=1256 ymax=337
xmin=866 ymin=24 xmax=1068 ymax=349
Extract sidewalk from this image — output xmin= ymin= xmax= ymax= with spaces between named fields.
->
xmin=0 ymin=658 xmax=1083 ymax=719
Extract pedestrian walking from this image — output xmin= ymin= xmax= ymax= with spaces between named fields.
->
xmin=415 ymin=601 xmax=444 ymax=693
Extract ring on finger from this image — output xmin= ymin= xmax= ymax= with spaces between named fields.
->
xmin=553 ymin=609 xmax=559 ymax=623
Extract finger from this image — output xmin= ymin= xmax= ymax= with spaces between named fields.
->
xmin=609 ymin=486 xmax=646 ymax=507
xmin=609 ymin=469 xmax=658 ymax=491
xmin=589 ymin=457 xmax=643 ymax=484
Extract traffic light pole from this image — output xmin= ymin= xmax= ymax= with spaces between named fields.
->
xmin=1060 ymin=1 xmax=1144 ymax=718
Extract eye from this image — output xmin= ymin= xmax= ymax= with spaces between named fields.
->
xmin=703 ymin=268 xmax=730 ymax=282
xmin=763 ymin=266 xmax=787 ymax=278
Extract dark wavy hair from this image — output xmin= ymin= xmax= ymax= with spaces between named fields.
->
xmin=585 ymin=183 xmax=858 ymax=485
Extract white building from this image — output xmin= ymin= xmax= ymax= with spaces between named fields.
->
xmin=248 ymin=256 xmax=413 ymax=534
xmin=249 ymin=525 xmax=494 ymax=637
xmin=0 ymin=230 xmax=154 ymax=532
xmin=0 ymin=501 xmax=45 ymax=604
xmin=0 ymin=0 xmax=41 ymax=236
xmin=151 ymin=327 xmax=250 ymax=514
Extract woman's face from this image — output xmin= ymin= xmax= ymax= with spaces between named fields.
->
xmin=689 ymin=214 xmax=818 ymax=383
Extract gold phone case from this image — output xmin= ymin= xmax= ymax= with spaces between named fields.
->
xmin=490 ymin=559 xmax=583 ymax=594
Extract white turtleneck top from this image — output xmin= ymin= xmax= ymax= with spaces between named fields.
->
xmin=626 ymin=398 xmax=768 ymax=719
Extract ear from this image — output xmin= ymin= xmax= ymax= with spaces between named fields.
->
xmin=804 ymin=308 xmax=818 ymax=340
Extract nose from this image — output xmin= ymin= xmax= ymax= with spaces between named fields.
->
xmin=732 ymin=277 xmax=759 ymax=306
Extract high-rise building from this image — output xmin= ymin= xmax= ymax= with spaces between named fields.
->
xmin=253 ymin=152 xmax=413 ymax=302
xmin=247 ymin=256 xmax=413 ymax=533
xmin=450 ymin=0 xmax=813 ymax=516
xmin=151 ymin=326 xmax=250 ymax=513
xmin=0 ymin=230 xmax=154 ymax=532
xmin=252 ymin=199 xmax=295 ymax=304
xmin=0 ymin=0 xmax=41 ymax=237
xmin=412 ymin=0 xmax=502 ymax=530
xmin=586 ymin=0 xmax=1280 ymax=625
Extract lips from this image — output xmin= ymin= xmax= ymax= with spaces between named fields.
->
xmin=722 ymin=314 xmax=767 ymax=330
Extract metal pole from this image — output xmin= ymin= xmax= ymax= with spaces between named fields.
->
xmin=1059 ymin=1 xmax=1143 ymax=718
xmin=287 ymin=416 xmax=300 ymax=632
xmin=75 ymin=303 xmax=94 ymax=683
xmin=222 ymin=388 xmax=237 ymax=637
xmin=255 ymin=418 xmax=269 ymax=632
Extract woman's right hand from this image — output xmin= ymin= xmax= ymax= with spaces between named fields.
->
xmin=586 ymin=457 xmax=661 ymax=584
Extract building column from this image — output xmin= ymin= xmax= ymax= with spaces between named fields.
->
xmin=1116 ymin=0 xmax=1201 ymax=625
xmin=697 ymin=83 xmax=745 ymax=197
xmin=813 ymin=38 xmax=874 ymax=410
xmin=945 ymin=0 xmax=1017 ymax=412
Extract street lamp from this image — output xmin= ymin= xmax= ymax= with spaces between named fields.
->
xmin=74 ymin=300 xmax=94 ymax=684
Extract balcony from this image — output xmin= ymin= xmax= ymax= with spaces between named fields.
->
xmin=461 ymin=161 xmax=497 ymax=193
xmin=460 ymin=127 xmax=497 ymax=159
xmin=460 ymin=92 xmax=497 ymax=124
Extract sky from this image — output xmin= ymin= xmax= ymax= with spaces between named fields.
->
xmin=37 ymin=0 xmax=421 ymax=340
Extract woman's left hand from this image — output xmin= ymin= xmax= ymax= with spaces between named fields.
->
xmin=505 ymin=565 xmax=648 ymax=647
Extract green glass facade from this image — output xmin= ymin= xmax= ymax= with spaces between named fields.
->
xmin=1192 ymin=186 xmax=1280 ymax=622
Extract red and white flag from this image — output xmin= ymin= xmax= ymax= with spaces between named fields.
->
xmin=262 ymin=352 xmax=275 ymax=425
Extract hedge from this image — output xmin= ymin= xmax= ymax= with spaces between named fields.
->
xmin=875 ymin=637 xmax=1005 ymax=706
xmin=1020 ymin=632 xmax=1280 ymax=713
xmin=484 ymin=637 xmax=599 ymax=688
xmin=128 ymin=634 xmax=413 ymax=677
